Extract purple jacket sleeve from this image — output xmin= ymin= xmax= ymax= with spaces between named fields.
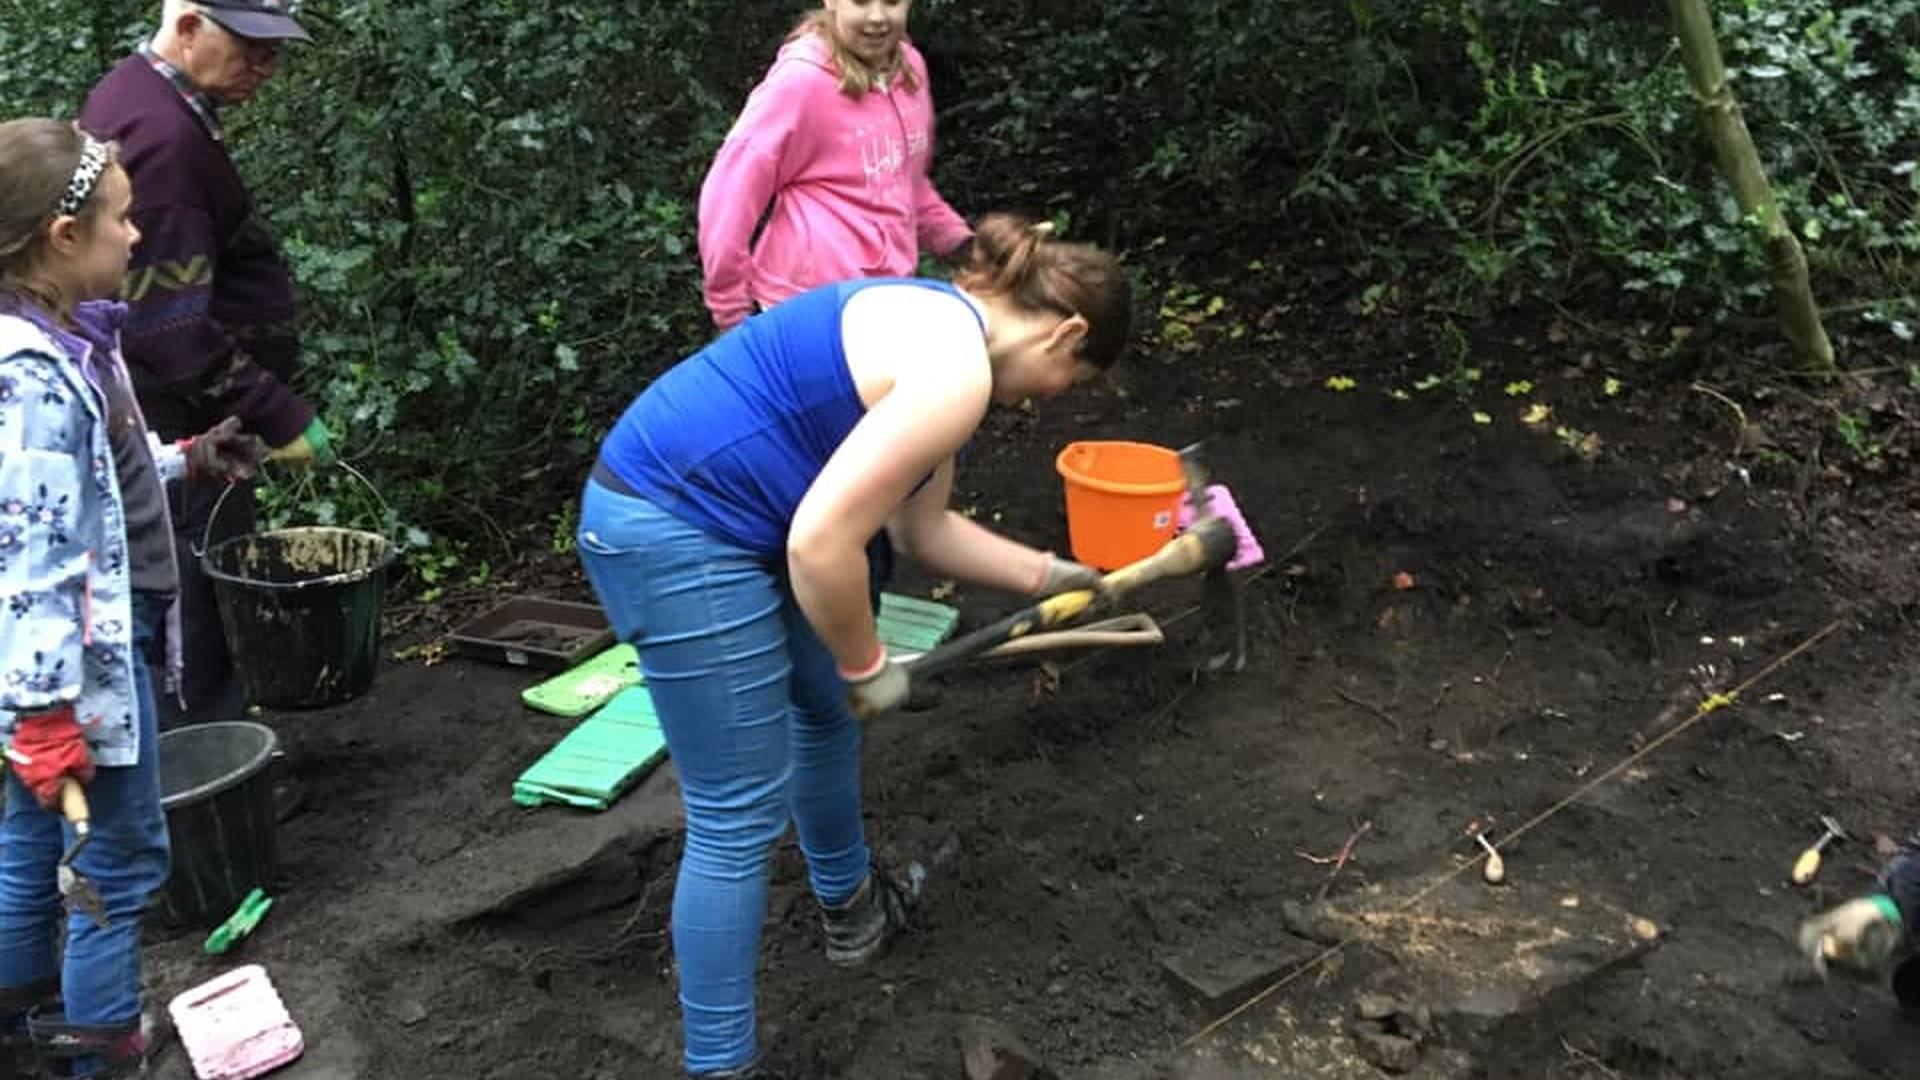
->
xmin=698 ymin=62 xmax=810 ymax=331
xmin=120 ymin=200 xmax=314 ymax=446
xmin=1879 ymin=834 xmax=1920 ymax=938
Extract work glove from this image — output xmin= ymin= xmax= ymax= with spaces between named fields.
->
xmin=182 ymin=416 xmax=262 ymax=483
xmin=841 ymin=646 xmax=911 ymax=721
xmin=267 ymin=417 xmax=335 ymax=468
xmin=4 ymin=705 xmax=94 ymax=809
xmin=1797 ymin=894 xmax=1904 ymax=975
xmin=1033 ymin=553 xmax=1104 ymax=598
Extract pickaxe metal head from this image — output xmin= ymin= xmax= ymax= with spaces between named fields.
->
xmin=1177 ymin=441 xmax=1246 ymax=673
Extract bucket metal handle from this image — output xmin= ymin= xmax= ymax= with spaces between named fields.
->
xmin=197 ymin=459 xmax=395 ymax=562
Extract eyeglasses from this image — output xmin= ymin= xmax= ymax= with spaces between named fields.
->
xmin=208 ymin=19 xmax=282 ymax=68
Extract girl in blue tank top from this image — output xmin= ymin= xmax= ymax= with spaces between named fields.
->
xmin=576 ymin=213 xmax=1132 ymax=1079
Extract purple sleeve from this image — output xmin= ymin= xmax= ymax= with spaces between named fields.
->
xmin=121 ymin=202 xmax=314 ymax=446
xmin=1879 ymin=834 xmax=1920 ymax=935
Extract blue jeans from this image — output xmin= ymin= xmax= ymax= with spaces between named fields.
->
xmin=576 ymin=480 xmax=871 ymax=1076
xmin=0 ymin=594 xmax=170 ymax=1036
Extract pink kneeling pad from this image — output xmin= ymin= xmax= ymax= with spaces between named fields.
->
xmin=169 ymin=965 xmax=304 ymax=1080
xmin=1177 ymin=483 xmax=1265 ymax=571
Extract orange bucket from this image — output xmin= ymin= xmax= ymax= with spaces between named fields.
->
xmin=1055 ymin=441 xmax=1185 ymax=570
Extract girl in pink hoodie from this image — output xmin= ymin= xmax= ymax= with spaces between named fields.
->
xmin=697 ymin=1 xmax=974 ymax=331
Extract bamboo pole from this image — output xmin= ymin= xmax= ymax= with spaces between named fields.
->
xmin=1667 ymin=0 xmax=1835 ymax=373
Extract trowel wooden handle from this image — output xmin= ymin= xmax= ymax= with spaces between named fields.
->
xmin=59 ymin=777 xmax=90 ymax=827
xmin=1791 ymin=845 xmax=1824 ymax=886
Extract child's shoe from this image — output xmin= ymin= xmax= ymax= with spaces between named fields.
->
xmin=27 ymin=1004 xmax=170 ymax=1078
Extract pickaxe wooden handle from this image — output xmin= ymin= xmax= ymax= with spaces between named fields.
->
xmin=903 ymin=516 xmax=1237 ymax=681
xmin=973 ymin=613 xmax=1165 ymax=658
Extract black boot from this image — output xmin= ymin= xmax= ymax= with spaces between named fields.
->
xmin=0 ymin=981 xmax=58 ymax=1080
xmin=26 ymin=1005 xmax=169 ymax=1079
xmin=820 ymin=858 xmax=926 ymax=968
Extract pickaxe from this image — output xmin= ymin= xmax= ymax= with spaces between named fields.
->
xmin=899 ymin=442 xmax=1246 ymax=681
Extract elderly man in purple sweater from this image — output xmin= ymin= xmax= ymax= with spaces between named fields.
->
xmin=80 ymin=0 xmax=333 ymax=728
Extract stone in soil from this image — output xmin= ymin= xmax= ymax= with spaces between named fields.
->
xmin=1160 ymin=929 xmax=1320 ymax=1014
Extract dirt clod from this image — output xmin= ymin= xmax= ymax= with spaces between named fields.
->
xmin=1349 ymin=1024 xmax=1422 ymax=1073
xmin=957 ymin=1015 xmax=1057 ymax=1080
xmin=1353 ymin=992 xmax=1400 ymax=1022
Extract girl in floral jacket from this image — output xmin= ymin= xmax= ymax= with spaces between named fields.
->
xmin=0 ymin=118 xmax=256 ymax=1079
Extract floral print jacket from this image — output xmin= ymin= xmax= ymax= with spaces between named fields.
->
xmin=0 ymin=303 xmax=185 ymax=767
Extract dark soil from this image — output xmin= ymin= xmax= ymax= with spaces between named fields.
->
xmin=142 ymin=282 xmax=1920 ymax=1079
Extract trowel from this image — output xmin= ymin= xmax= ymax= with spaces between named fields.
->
xmin=57 ymin=778 xmax=110 ymax=929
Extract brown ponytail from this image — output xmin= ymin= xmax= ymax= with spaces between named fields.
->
xmin=956 ymin=213 xmax=1133 ymax=371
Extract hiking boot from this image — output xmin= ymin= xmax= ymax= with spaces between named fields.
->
xmin=0 ymin=980 xmax=58 ymax=1080
xmin=821 ymin=858 xmax=927 ymax=968
xmin=27 ymin=1004 xmax=170 ymax=1078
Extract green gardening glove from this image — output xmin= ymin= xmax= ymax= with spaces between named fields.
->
xmin=267 ymin=417 xmax=335 ymax=468
xmin=1798 ymin=894 xmax=1904 ymax=975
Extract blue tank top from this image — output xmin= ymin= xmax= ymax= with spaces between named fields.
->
xmin=596 ymin=277 xmax=981 ymax=555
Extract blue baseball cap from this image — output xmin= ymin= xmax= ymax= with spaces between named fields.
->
xmin=197 ymin=0 xmax=311 ymax=42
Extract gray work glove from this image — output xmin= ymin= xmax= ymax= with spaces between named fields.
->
xmin=1035 ymin=553 xmax=1104 ymax=598
xmin=185 ymin=416 xmax=263 ymax=483
xmin=1797 ymin=895 xmax=1904 ymax=975
xmin=843 ymin=653 xmax=911 ymax=721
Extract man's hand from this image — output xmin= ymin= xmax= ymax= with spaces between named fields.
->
xmin=184 ymin=416 xmax=262 ymax=483
xmin=267 ymin=417 xmax=335 ymax=467
xmin=1798 ymin=895 xmax=1904 ymax=974
xmin=4 ymin=705 xmax=94 ymax=809
xmin=841 ymin=646 xmax=910 ymax=721
xmin=1034 ymin=553 xmax=1104 ymax=598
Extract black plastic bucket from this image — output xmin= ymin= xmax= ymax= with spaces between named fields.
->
xmin=1893 ymin=953 xmax=1920 ymax=1021
xmin=203 ymin=525 xmax=395 ymax=709
xmin=157 ymin=721 xmax=279 ymax=928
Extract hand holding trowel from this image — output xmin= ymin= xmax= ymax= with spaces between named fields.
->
xmin=5 ymin=708 xmax=111 ymax=928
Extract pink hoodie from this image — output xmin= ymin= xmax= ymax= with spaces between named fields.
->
xmin=697 ymin=32 xmax=974 ymax=329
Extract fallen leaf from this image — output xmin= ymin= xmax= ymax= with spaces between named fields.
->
xmin=1472 ymin=410 xmax=1493 ymax=425
xmin=1666 ymin=497 xmax=1688 ymax=514
xmin=1392 ymin=571 xmax=1416 ymax=591
xmin=1521 ymin=402 xmax=1552 ymax=426
xmin=1326 ymin=375 xmax=1357 ymax=392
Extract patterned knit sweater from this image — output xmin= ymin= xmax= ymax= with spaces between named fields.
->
xmin=79 ymin=53 xmax=315 ymax=445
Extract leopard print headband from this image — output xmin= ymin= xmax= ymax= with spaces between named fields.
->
xmin=56 ymin=135 xmax=110 ymax=218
